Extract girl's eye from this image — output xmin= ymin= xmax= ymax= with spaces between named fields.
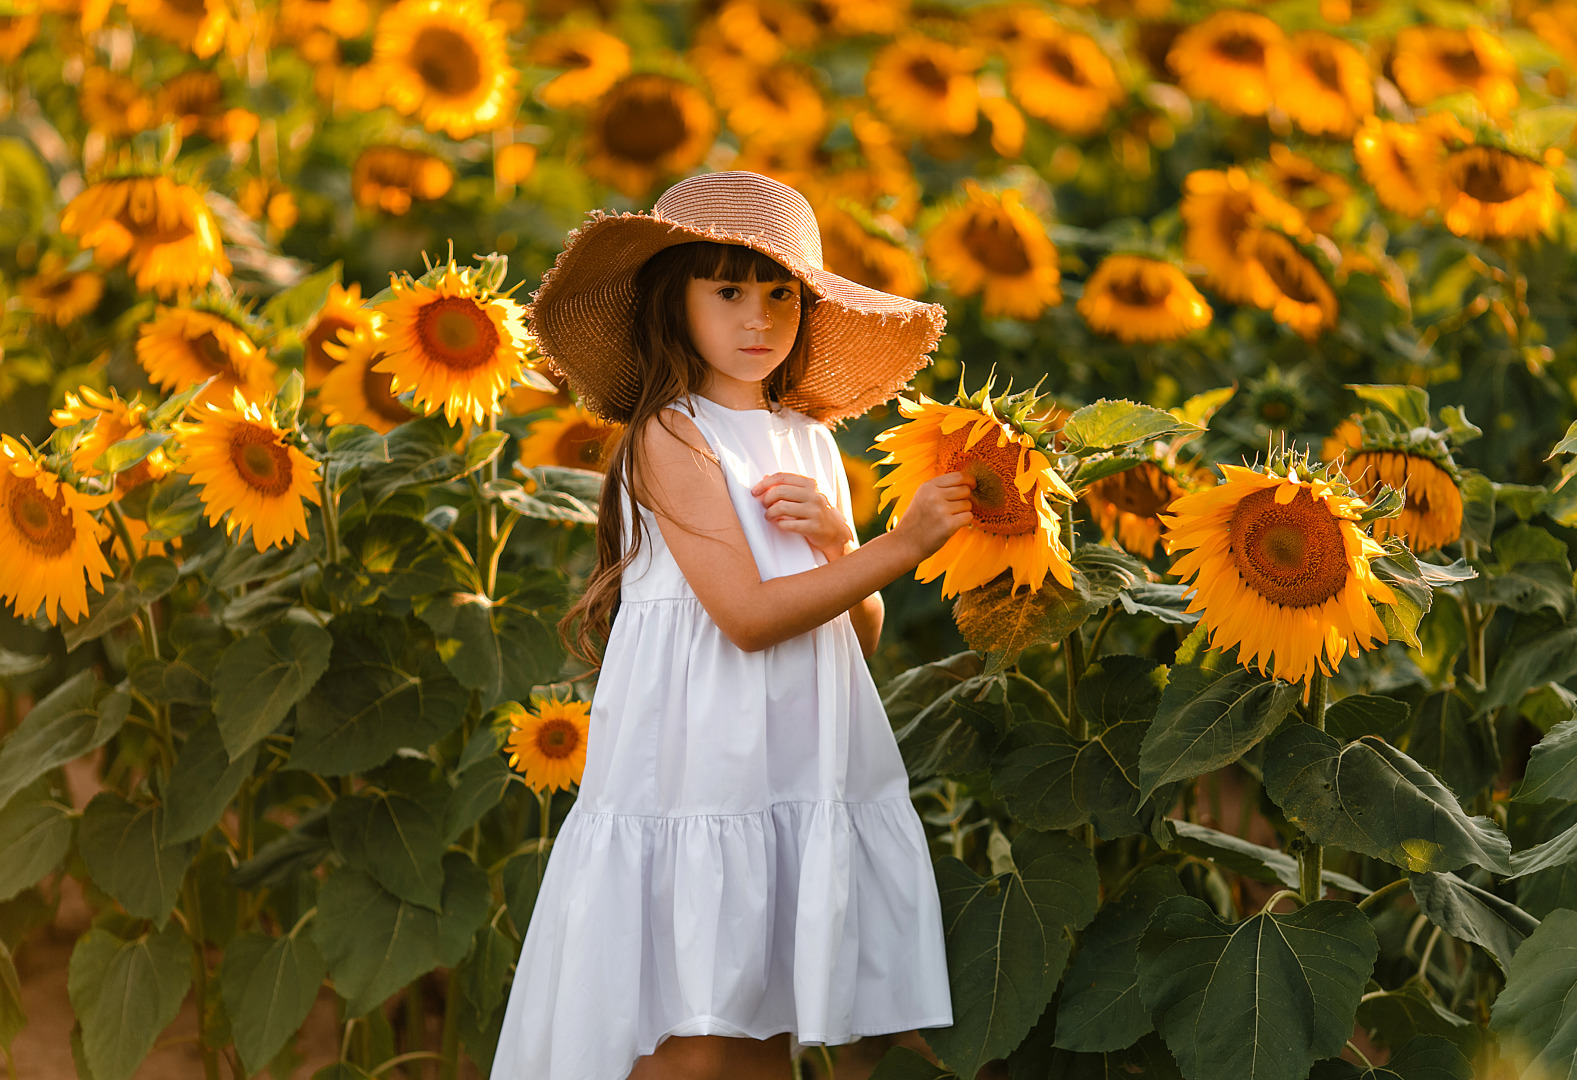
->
xmin=772 ymin=287 xmax=798 ymax=302
xmin=718 ymin=287 xmax=740 ymax=300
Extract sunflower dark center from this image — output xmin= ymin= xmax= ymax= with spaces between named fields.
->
xmin=411 ymin=27 xmax=482 ymax=96
xmin=906 ymin=57 xmax=950 ymax=95
xmin=1109 ymin=272 xmax=1169 ymax=307
xmin=188 ymin=331 xmax=237 ymax=376
xmin=1039 ymin=43 xmax=1087 ymax=86
xmin=560 ymin=49 xmax=590 ymax=68
xmin=1098 ymin=463 xmax=1174 ymax=518
xmin=361 ymin=354 xmax=412 ymax=423
xmin=1251 ymin=232 xmax=1321 ymax=304
xmin=962 ymin=212 xmax=1032 ymax=276
xmin=535 ymin=717 xmax=581 ymax=758
xmin=556 ymin=422 xmax=609 ymax=468
xmin=1450 ymin=149 xmax=1527 ymax=203
xmin=1306 ymin=46 xmax=1342 ymax=91
xmin=306 ymin=315 xmax=354 ymax=371
xmin=37 ymin=276 xmax=79 ymax=299
xmin=7 ymin=476 xmax=75 ymax=557
xmin=1229 ymin=486 xmax=1348 ymax=608
xmin=1214 ymin=32 xmax=1265 ymax=66
xmin=416 ymin=297 xmax=500 ymax=371
xmin=936 ymin=426 xmax=1038 ymax=536
xmin=229 ymin=424 xmax=294 ymax=496
xmin=118 ymin=207 xmax=195 ymax=246
xmin=168 ymin=0 xmax=207 ymax=16
xmin=1438 ymin=46 xmax=1483 ymax=81
xmin=757 ymin=68 xmax=791 ymax=109
xmin=603 ymin=87 xmax=686 ymax=162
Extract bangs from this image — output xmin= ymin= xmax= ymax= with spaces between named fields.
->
xmin=666 ymin=240 xmax=796 ymax=283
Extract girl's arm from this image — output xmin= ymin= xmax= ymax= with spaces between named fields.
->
xmin=636 ymin=410 xmax=973 ymax=653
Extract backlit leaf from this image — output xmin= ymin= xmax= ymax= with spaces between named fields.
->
xmin=1488 ymin=909 xmax=1577 ymax=1080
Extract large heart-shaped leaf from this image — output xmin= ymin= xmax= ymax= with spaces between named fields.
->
xmin=329 ymin=792 xmax=446 ymax=911
xmin=1488 ymin=908 xmax=1577 ymax=1080
xmin=416 ymin=590 xmax=561 ymax=711
xmin=1263 ymin=727 xmax=1513 ymax=875
xmin=1409 ymin=873 xmax=1539 ymax=972
xmin=1062 ymin=400 xmax=1196 ymax=454
xmin=1138 ymin=626 xmax=1298 ymax=802
xmin=1307 ymin=1035 xmax=1472 ymax=1080
xmin=953 ymin=571 xmax=1097 ymax=674
xmin=1055 ymin=866 xmax=1183 ymax=1052
xmin=925 ymin=830 xmax=1099 ymax=1079
xmin=1516 ymin=716 xmax=1577 ymax=803
xmin=1137 ymin=897 xmax=1378 ymax=1080
xmin=1480 ymin=625 xmax=1577 ymax=716
xmin=1404 ymin=690 xmax=1498 ymax=804
xmin=1356 ymin=979 xmax=1480 ymax=1057
xmin=61 ymin=555 xmax=179 ymax=651
xmin=212 ymin=620 xmax=332 ymax=759
xmin=0 ymin=792 xmax=72 ymax=903
xmin=885 ymin=656 xmax=1009 ymax=781
xmin=0 ymin=670 xmax=128 ymax=813
xmin=457 ymin=923 xmax=515 ymax=1023
xmin=66 ymin=921 xmax=192 ymax=1080
xmin=78 ymin=793 xmax=197 ymax=926
xmin=163 ymin=719 xmax=260 ymax=845
xmin=990 ymin=720 xmax=1083 ymax=831
xmin=220 ymin=927 xmax=327 ymax=1075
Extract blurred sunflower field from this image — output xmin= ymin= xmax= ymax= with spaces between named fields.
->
xmin=5 ymin=0 xmax=1577 ymax=1077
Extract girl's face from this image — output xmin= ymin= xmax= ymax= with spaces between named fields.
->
xmin=685 ymin=275 xmax=801 ymax=400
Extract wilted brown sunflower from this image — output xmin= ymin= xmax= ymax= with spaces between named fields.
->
xmin=925 ymin=182 xmax=1060 ymax=320
xmin=1077 ymin=255 xmax=1211 ymax=343
xmin=1392 ymin=25 xmax=1518 ymax=117
xmin=820 ymin=207 xmax=924 ymax=299
xmin=1435 ymin=145 xmax=1563 ymax=241
xmin=17 ymin=254 xmax=104 ymax=327
xmin=530 ymin=27 xmax=631 ymax=110
xmin=1006 ymin=21 xmax=1123 ymax=136
xmin=866 ymin=35 xmax=981 ymax=137
xmin=1180 ymin=167 xmax=1306 ymax=306
xmin=1264 ymin=145 xmax=1351 ymax=236
xmin=374 ymin=0 xmax=518 ymax=138
xmin=351 ymin=146 xmax=454 ymax=214
xmin=1168 ymin=11 xmax=1284 ymax=116
xmin=1270 ymin=30 xmax=1372 ymax=139
xmin=583 ymin=74 xmax=717 ymax=198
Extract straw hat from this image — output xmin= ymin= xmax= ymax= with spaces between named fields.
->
xmin=528 ymin=170 xmax=946 ymax=424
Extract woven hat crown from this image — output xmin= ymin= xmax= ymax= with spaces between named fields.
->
xmin=652 ymin=171 xmax=825 ymax=273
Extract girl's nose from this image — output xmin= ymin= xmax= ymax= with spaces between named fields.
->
xmin=742 ymin=292 xmax=772 ymax=330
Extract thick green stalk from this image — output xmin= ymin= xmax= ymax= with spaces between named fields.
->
xmin=1460 ymin=540 xmax=1487 ymax=689
xmin=319 ymin=472 xmax=343 ymax=616
xmin=182 ymin=880 xmax=222 ymax=1080
xmin=438 ymin=971 xmax=462 ymax=1080
xmin=1298 ymin=670 xmax=1328 ymax=904
xmin=483 ymin=412 xmax=501 ymax=598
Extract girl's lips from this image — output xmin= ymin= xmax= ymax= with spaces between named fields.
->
xmin=741 ymin=347 xmax=774 ymax=354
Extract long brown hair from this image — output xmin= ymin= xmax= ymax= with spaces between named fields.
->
xmin=559 ymin=241 xmax=815 ymax=667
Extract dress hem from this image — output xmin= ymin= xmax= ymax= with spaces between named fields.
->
xmin=633 ymin=1015 xmax=957 ymax=1060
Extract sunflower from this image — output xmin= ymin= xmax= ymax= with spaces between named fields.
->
xmin=1270 ymin=31 xmax=1372 ymax=139
xmin=238 ymin=177 xmax=298 ymax=233
xmin=712 ymin=0 xmax=818 ymax=63
xmin=516 ymin=404 xmax=621 ymax=472
xmin=503 ymin=698 xmax=591 ymax=791
xmin=173 ymin=391 xmax=323 ymax=551
xmin=873 ymin=391 xmax=1075 ymax=598
xmin=979 ymin=95 xmax=1026 ymax=158
xmin=136 ymin=305 xmax=276 ymax=406
xmin=350 ymin=146 xmax=454 ymax=215
xmin=1077 ymin=255 xmax=1211 ymax=343
xmin=925 ymin=183 xmax=1061 ymax=321
xmin=0 ymin=14 xmax=40 ymax=61
xmin=494 ymin=143 xmax=537 ymax=188
xmin=1352 ymin=115 xmax=1464 ymax=219
xmin=124 ymin=0 xmax=229 ymax=57
xmin=0 ymin=437 xmax=113 ymax=626
xmin=1321 ymin=417 xmax=1362 ymax=463
xmin=502 ymin=380 xmax=569 ymax=416
xmin=1180 ymin=168 xmax=1306 ymax=306
xmin=373 ymin=0 xmax=518 ymax=139
xmin=1531 ymin=2 xmax=1577 ymax=68
xmin=1084 ymin=461 xmax=1191 ymax=559
xmin=820 ymin=207 xmax=924 ymax=299
xmin=276 ymin=0 xmax=368 ymax=45
xmin=158 ymin=70 xmax=259 ymax=144
xmin=1392 ymin=25 xmax=1518 ymax=117
xmin=816 ymin=0 xmax=908 ymax=36
xmin=1243 ymin=229 xmax=1339 ymax=340
xmin=1167 ymin=11 xmax=1285 ymax=116
xmin=50 ymin=386 xmax=172 ymax=490
xmin=1434 ymin=146 xmax=1563 ymax=241
xmin=80 ymin=68 xmax=154 ymax=139
xmin=59 ymin=172 xmax=231 ymax=298
xmin=374 ymin=260 xmax=531 ymax=425
xmin=16 ymin=254 xmax=104 ymax=326
xmin=866 ymin=36 xmax=981 ymax=137
xmin=1343 ymin=450 xmax=1462 ymax=552
xmin=317 ymin=323 xmax=415 ymax=433
xmin=583 ymin=74 xmax=717 ymax=198
xmin=713 ymin=63 xmax=827 ymax=147
xmin=968 ymin=3 xmax=1057 ymax=53
xmin=1005 ymin=22 xmax=1123 ymax=136
xmin=1264 ymin=144 xmax=1351 ymax=235
xmin=842 ymin=451 xmax=880 ymax=530
xmin=528 ymin=27 xmax=631 ymax=110
xmin=1163 ymin=462 xmax=1396 ymax=688
xmin=302 ymin=281 xmax=379 ymax=388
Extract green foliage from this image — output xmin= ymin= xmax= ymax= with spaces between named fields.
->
xmin=66 ymin=921 xmax=192 ymax=1080
xmin=1488 ymin=909 xmax=1577 ymax=1080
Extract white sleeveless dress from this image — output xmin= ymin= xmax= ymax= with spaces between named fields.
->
xmin=488 ymin=394 xmax=954 ymax=1080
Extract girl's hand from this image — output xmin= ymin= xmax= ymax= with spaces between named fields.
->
xmin=891 ymin=472 xmax=975 ymax=561
xmin=751 ymin=472 xmax=855 ymax=561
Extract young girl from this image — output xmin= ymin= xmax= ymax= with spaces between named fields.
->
xmin=490 ymin=171 xmax=973 ymax=1080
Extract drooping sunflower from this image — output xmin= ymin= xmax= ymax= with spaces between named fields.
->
xmin=172 ymin=391 xmax=323 ymax=551
xmin=1163 ymin=462 xmax=1396 ymax=688
xmin=584 ymin=74 xmax=718 ymax=198
xmin=873 ymin=391 xmax=1075 ymax=598
xmin=1343 ymin=450 xmax=1462 ymax=553
xmin=317 ymin=323 xmax=415 ymax=433
xmin=1077 ymin=255 xmax=1211 ymax=343
xmin=820 ymin=207 xmax=924 ymax=299
xmin=528 ymin=27 xmax=631 ymax=109
xmin=50 ymin=386 xmax=172 ymax=490
xmin=0 ymin=436 xmax=113 ymax=626
xmin=1084 ymin=460 xmax=1197 ymax=559
xmin=1242 ymin=229 xmax=1339 ymax=340
xmin=80 ymin=68 xmax=155 ymax=139
xmin=516 ymin=404 xmax=622 ymax=472
xmin=124 ymin=0 xmax=229 ymax=57
xmin=0 ymin=14 xmax=40 ymax=61
xmin=158 ymin=70 xmax=258 ymax=145
xmin=1264 ymin=144 xmax=1351 ymax=236
xmin=712 ymin=63 xmax=828 ymax=148
xmin=1269 ymin=30 xmax=1372 ymax=138
xmin=865 ymin=36 xmax=981 ymax=137
xmin=504 ymin=698 xmax=591 ymax=791
xmin=351 ymin=146 xmax=454 ymax=215
xmin=136 ymin=305 xmax=276 ymax=406
xmin=1392 ymin=25 xmax=1518 ymax=117
xmin=1434 ymin=146 xmax=1564 ymax=241
xmin=1321 ymin=417 xmax=1363 ymax=463
xmin=1005 ymin=22 xmax=1123 ymax=136
xmin=1179 ymin=167 xmax=1306 ymax=306
xmin=302 ymin=281 xmax=379 ymax=388
xmin=374 ymin=260 xmax=531 ymax=425
xmin=373 ymin=0 xmax=518 ymax=139
xmin=1351 ymin=115 xmax=1465 ymax=219
xmin=17 ymin=254 xmax=104 ymax=326
xmin=59 ymin=171 xmax=231 ymax=298
xmin=1167 ymin=11 xmax=1285 ymax=116
xmin=925 ymin=183 xmax=1061 ymax=321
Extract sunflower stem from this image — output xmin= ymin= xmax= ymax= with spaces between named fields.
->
xmin=319 ymin=472 xmax=343 ymax=616
xmin=106 ymin=499 xmax=141 ymax=569
xmin=1460 ymin=539 xmax=1487 ymax=689
xmin=1298 ymin=669 xmax=1328 ymax=904
xmin=483 ymin=412 xmax=501 ymax=598
xmin=538 ymin=787 xmax=553 ymax=848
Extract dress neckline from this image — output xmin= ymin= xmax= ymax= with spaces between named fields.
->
xmin=690 ymin=394 xmax=784 ymax=420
